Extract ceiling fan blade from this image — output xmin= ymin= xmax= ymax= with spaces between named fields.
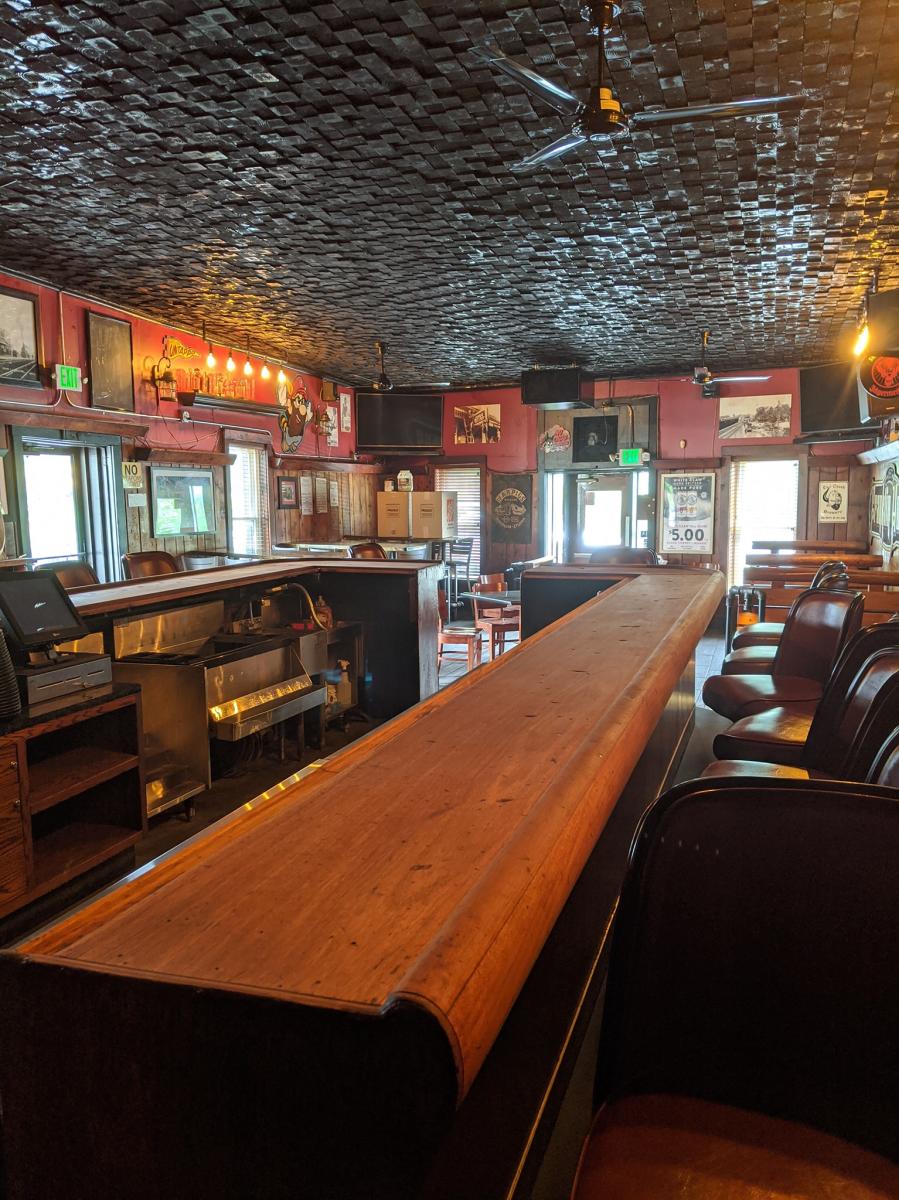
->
xmin=713 ymin=375 xmax=772 ymax=383
xmin=510 ymin=130 xmax=588 ymax=173
xmin=471 ymin=42 xmax=583 ymax=116
xmin=631 ymin=94 xmax=803 ymax=129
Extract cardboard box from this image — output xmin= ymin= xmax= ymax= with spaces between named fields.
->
xmin=411 ymin=491 xmax=458 ymax=540
xmin=377 ymin=492 xmax=412 ymax=537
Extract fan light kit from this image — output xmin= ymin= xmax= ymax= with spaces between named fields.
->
xmin=473 ymin=2 xmax=803 ymax=172
xmin=679 ymin=330 xmax=771 ymax=394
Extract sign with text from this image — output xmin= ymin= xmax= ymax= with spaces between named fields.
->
xmin=659 ymin=471 xmax=715 ymax=554
xmin=818 ymin=480 xmax=848 ymax=523
xmin=490 ymin=473 xmax=532 ymax=544
xmin=121 ymin=461 xmax=143 ymax=489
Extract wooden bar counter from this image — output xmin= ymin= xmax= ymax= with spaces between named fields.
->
xmin=0 ymin=568 xmax=723 ymax=1200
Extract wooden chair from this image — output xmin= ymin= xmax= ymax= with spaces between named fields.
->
xmin=40 ymin=560 xmax=99 ymax=589
xmin=348 ymin=542 xmax=389 ymax=560
xmin=471 ymin=582 xmax=520 ymax=660
xmin=437 ymin=588 xmax=482 ymax=674
xmin=121 ymin=551 xmax=180 ymax=580
xmin=477 ymin=572 xmax=521 ymax=620
xmin=572 ymin=776 xmax=899 ymax=1200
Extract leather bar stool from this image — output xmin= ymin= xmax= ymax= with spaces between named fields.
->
xmin=706 ymin=614 xmax=899 ymax=727
xmin=40 ymin=560 xmax=99 ymax=589
xmin=121 ymin=551 xmax=180 ymax=579
xmin=347 ymin=542 xmax=389 ymax=560
xmin=721 ymin=583 xmax=859 ymax=675
xmin=570 ymin=777 xmax=899 ymax=1200
xmin=730 ymin=560 xmax=848 ymax=651
xmin=702 ymin=646 xmax=899 ymax=776
xmin=588 ymin=547 xmax=658 ymax=565
xmin=703 ymin=589 xmax=863 ymax=721
xmin=868 ymin=727 xmax=899 ymax=786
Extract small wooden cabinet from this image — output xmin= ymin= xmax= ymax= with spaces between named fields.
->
xmin=0 ymin=686 xmax=145 ymax=919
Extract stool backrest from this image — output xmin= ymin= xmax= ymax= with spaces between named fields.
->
xmin=588 ymin=547 xmax=657 ymax=565
xmin=811 ymin=618 xmax=899 ymax=736
xmin=772 ymin=588 xmax=863 ymax=681
xmin=40 ymin=560 xmax=99 ymax=589
xmin=810 ymin=559 xmax=847 ymax=587
xmin=596 ymin=777 xmax=899 ymax=1160
xmin=868 ymin=728 xmax=899 ymax=787
xmin=121 ymin=551 xmax=180 ymax=580
xmin=804 ymin=647 xmax=899 ymax=777
xmin=348 ymin=542 xmax=388 ymax=560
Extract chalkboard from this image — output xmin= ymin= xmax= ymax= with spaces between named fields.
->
xmin=149 ymin=467 xmax=215 ymax=537
xmin=88 ymin=312 xmax=134 ymax=411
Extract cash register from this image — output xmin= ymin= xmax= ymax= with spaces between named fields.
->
xmin=0 ymin=570 xmax=112 ymax=706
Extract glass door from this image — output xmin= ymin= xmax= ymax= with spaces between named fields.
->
xmin=22 ymin=448 xmax=82 ymax=562
xmin=572 ymin=473 xmax=631 ymax=555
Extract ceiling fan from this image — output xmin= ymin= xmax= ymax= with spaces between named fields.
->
xmin=369 ymin=340 xmax=452 ymax=392
xmin=472 ymin=1 xmax=804 ymax=173
xmin=678 ymin=330 xmax=772 ymax=391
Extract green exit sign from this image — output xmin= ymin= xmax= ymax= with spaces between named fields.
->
xmin=619 ymin=447 xmax=643 ymax=466
xmin=54 ymin=364 xmax=82 ymax=392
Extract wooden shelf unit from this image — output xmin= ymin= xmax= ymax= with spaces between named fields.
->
xmin=0 ymin=688 xmax=146 ymax=918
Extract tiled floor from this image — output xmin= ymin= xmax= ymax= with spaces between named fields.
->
xmin=437 ymin=623 xmax=520 ymax=689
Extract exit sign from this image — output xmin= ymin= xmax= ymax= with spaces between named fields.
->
xmin=54 ymin=364 xmax=82 ymax=392
xmin=619 ymin=447 xmax=643 ymax=466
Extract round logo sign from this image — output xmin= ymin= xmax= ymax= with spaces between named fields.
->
xmin=494 ymin=487 xmax=527 ymax=531
xmin=859 ymin=353 xmax=899 ymax=400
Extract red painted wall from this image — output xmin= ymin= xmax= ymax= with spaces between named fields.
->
xmin=442 ymin=386 xmax=537 ymax=471
xmin=0 ymin=270 xmax=355 ymax=460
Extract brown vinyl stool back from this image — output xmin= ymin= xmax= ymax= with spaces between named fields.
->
xmin=810 ymin=559 xmax=847 ymax=587
xmin=348 ymin=542 xmax=389 ymax=561
xmin=40 ymin=560 xmax=99 ymax=589
xmin=588 ymin=547 xmax=658 ymax=566
xmin=802 ymin=647 xmax=899 ymax=778
xmin=121 ymin=551 xmax=180 ymax=580
xmin=591 ymin=777 xmax=899 ymax=1168
xmin=771 ymin=588 xmax=863 ymax=681
xmin=868 ymin=728 xmax=899 ymax=787
xmin=807 ymin=617 xmax=899 ymax=737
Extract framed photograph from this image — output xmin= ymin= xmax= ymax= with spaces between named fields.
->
xmin=149 ymin=466 xmax=215 ymax=537
xmin=454 ymin=403 xmax=501 ymax=445
xmin=718 ymin=393 xmax=792 ymax=440
xmin=659 ymin=472 xmax=715 ymax=554
xmin=88 ymin=311 xmax=134 ymax=411
xmin=277 ymin=476 xmax=299 ymax=509
xmin=572 ymin=414 xmax=618 ymax=463
xmin=0 ymin=287 xmax=42 ymax=389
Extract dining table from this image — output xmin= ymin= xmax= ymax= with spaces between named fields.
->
xmin=458 ymin=589 xmax=521 ymax=608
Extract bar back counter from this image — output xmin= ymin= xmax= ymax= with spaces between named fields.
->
xmin=0 ymin=566 xmax=723 ymax=1200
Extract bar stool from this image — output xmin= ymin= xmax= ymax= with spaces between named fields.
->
xmin=122 ymin=551 xmax=180 ymax=579
xmin=40 ymin=560 xmax=99 ymax=589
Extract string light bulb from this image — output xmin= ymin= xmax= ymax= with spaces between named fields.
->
xmin=226 ymin=350 xmax=236 ymax=373
xmin=277 ymin=366 xmax=287 ymax=384
xmin=261 ymin=362 xmax=271 ymax=380
xmin=202 ymin=321 xmax=216 ymax=369
xmin=243 ymin=335 xmax=254 ymax=377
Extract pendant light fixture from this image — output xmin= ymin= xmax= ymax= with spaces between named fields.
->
xmin=203 ymin=321 xmax=216 ymax=369
xmin=243 ymin=335 xmax=254 ymax=377
xmin=277 ymin=366 xmax=287 ymax=384
xmin=261 ymin=361 xmax=271 ymax=380
xmin=226 ymin=349 xmax=236 ymax=373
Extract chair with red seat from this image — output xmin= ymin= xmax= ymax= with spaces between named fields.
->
xmin=570 ymin=776 xmax=899 ymax=1200
xmin=702 ymin=645 xmax=899 ymax=778
xmin=703 ymin=588 xmax=863 ymax=721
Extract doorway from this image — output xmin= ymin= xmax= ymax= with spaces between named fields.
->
xmin=11 ymin=430 xmax=126 ymax=581
xmin=564 ymin=469 xmax=654 ymax=559
xmin=727 ymin=457 xmax=800 ymax=587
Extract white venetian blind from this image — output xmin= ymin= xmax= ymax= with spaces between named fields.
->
xmin=727 ymin=458 xmax=799 ymax=587
xmin=227 ymin=442 xmax=270 ymax=556
xmin=434 ymin=465 xmax=482 ymax=577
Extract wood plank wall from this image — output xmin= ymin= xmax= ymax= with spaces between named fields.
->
xmin=124 ymin=460 xmax=226 ymax=559
xmin=270 ymin=466 xmax=379 ymax=546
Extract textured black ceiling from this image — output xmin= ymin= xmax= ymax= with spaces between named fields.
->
xmin=0 ymin=0 xmax=896 ymax=386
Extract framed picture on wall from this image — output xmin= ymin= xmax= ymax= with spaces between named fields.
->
xmin=0 ymin=287 xmax=42 ymax=389
xmin=277 ymin=476 xmax=298 ymax=509
xmin=659 ymin=472 xmax=715 ymax=554
xmin=87 ymin=312 xmax=134 ymax=411
xmin=718 ymin=394 xmax=792 ymax=440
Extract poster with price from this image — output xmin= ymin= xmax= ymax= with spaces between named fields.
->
xmin=659 ymin=472 xmax=715 ymax=554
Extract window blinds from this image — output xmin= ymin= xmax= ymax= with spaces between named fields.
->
xmin=727 ymin=458 xmax=799 ymax=587
xmin=227 ymin=442 xmax=270 ymax=556
xmin=434 ymin=465 xmax=482 ymax=577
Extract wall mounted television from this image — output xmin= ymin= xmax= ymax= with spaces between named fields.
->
xmin=799 ymin=362 xmax=872 ymax=436
xmin=521 ymin=366 xmax=591 ymax=409
xmin=355 ymin=392 xmax=443 ymax=452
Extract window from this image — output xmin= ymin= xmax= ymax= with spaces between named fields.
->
xmin=727 ymin=458 xmax=799 ymax=587
xmin=434 ymin=465 xmax=481 ymax=576
xmin=227 ymin=443 xmax=270 ymax=556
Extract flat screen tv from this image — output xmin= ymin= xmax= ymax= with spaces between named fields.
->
xmin=355 ymin=393 xmax=443 ymax=452
xmin=799 ymin=362 xmax=871 ymax=435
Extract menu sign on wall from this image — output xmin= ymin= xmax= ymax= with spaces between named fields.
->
xmin=659 ymin=472 xmax=715 ymax=554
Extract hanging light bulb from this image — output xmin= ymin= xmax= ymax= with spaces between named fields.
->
xmin=853 ymin=322 xmax=870 ymax=358
xmin=202 ymin=320 xmax=216 ymax=369
xmin=277 ymin=366 xmax=287 ymax=384
xmin=243 ymin=335 xmax=254 ymax=377
xmin=260 ymin=361 xmax=271 ymax=380
xmin=226 ymin=349 xmax=236 ymax=373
